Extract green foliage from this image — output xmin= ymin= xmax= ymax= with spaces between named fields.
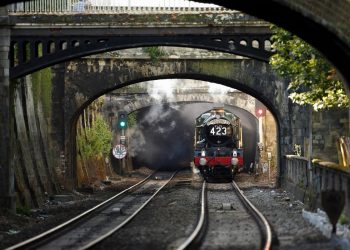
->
xmin=144 ymin=46 xmax=167 ymax=63
xmin=77 ymin=115 xmax=112 ymax=158
xmin=270 ymin=25 xmax=349 ymax=111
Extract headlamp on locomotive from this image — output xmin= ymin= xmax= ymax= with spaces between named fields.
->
xmin=194 ymin=108 xmax=244 ymax=180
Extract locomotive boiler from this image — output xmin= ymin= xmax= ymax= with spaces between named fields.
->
xmin=194 ymin=107 xmax=244 ymax=180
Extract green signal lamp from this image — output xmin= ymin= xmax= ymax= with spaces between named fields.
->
xmin=117 ymin=111 xmax=128 ymax=129
xmin=119 ymin=121 xmax=126 ymax=128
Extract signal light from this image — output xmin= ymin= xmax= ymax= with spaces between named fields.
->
xmin=119 ymin=121 xmax=126 ymax=127
xmin=256 ymin=108 xmax=266 ymax=117
xmin=117 ymin=112 xmax=128 ymax=129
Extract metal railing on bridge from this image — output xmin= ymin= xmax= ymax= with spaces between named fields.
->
xmin=8 ymin=0 xmax=235 ymax=14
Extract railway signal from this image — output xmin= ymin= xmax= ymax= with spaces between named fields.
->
xmin=117 ymin=111 xmax=128 ymax=129
xmin=256 ymin=108 xmax=266 ymax=117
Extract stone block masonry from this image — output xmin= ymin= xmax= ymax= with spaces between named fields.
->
xmin=0 ymin=6 xmax=15 ymax=212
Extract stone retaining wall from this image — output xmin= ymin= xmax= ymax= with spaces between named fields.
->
xmin=11 ymin=69 xmax=61 ymax=209
xmin=283 ymin=155 xmax=350 ymax=218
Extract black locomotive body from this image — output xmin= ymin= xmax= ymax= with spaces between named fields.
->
xmin=194 ymin=108 xmax=244 ymax=180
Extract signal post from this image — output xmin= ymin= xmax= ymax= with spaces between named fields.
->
xmin=112 ymin=111 xmax=130 ymax=175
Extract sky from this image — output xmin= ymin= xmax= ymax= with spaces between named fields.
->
xmin=90 ymin=0 xmax=220 ymax=7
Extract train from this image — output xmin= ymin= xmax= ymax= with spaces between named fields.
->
xmin=193 ymin=107 xmax=244 ymax=180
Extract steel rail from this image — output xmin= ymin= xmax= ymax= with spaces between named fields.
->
xmin=176 ymin=180 xmax=207 ymax=250
xmin=231 ymin=181 xmax=272 ymax=250
xmin=79 ymin=171 xmax=179 ymax=250
xmin=5 ymin=172 xmax=155 ymax=250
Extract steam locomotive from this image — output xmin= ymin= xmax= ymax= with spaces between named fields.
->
xmin=194 ymin=108 xmax=244 ymax=180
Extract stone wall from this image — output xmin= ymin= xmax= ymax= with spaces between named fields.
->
xmin=260 ymin=110 xmax=278 ymax=182
xmin=283 ymin=156 xmax=350 ymax=217
xmin=284 ymin=102 xmax=349 ymax=164
xmin=0 ymin=7 xmax=14 ymax=211
xmin=312 ymin=109 xmax=349 ymax=163
xmin=11 ymin=68 xmax=61 ymax=209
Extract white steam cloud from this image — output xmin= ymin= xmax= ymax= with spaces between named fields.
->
xmin=128 ymin=79 xmax=180 ymax=158
xmin=127 ymin=79 xmax=237 ymax=163
xmin=128 ymin=127 xmax=146 ymax=157
xmin=147 ymin=79 xmax=176 ymax=102
xmin=208 ymin=82 xmax=236 ymax=104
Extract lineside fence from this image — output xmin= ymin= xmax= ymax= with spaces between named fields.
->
xmin=7 ymin=0 xmax=235 ymax=14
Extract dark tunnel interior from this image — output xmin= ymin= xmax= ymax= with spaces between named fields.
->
xmin=130 ymin=103 xmax=258 ymax=170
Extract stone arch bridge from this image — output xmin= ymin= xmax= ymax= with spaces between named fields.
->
xmin=0 ymin=0 xmax=349 ymax=213
xmin=59 ymin=54 xmax=304 ymax=189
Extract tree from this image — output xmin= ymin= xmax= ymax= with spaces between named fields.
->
xmin=269 ymin=25 xmax=349 ymax=111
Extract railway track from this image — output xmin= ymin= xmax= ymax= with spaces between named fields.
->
xmin=177 ymin=180 xmax=273 ymax=250
xmin=6 ymin=171 xmax=177 ymax=250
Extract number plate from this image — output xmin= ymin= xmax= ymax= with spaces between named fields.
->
xmin=205 ymin=123 xmax=232 ymax=145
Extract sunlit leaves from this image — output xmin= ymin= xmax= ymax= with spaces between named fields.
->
xmin=270 ymin=25 xmax=349 ymax=111
xmin=77 ymin=115 xmax=112 ymax=158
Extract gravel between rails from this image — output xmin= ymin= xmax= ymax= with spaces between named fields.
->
xmin=93 ymin=169 xmax=202 ymax=250
xmin=0 ymin=169 xmax=152 ymax=249
xmin=199 ymin=183 xmax=261 ymax=250
xmin=1 ymin=169 xmax=347 ymax=250
xmin=242 ymin=187 xmax=338 ymax=250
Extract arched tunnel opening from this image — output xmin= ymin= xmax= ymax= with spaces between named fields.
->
xmin=129 ymin=103 xmax=259 ymax=172
xmin=75 ymin=79 xmax=279 ymax=187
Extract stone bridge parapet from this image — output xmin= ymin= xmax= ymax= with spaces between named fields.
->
xmin=105 ymin=91 xmax=257 ymax=117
